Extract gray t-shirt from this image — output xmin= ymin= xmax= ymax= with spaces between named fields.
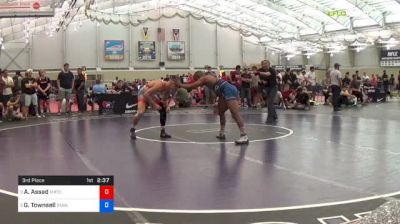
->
xmin=330 ymin=69 xmax=342 ymax=86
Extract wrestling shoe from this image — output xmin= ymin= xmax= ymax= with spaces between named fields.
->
xmin=235 ymin=135 xmax=249 ymax=145
xmin=216 ymin=133 xmax=226 ymax=140
xmin=160 ymin=131 xmax=172 ymax=138
xmin=130 ymin=128 xmax=136 ymax=139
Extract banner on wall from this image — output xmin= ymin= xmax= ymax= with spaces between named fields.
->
xmin=142 ymin=27 xmax=149 ymax=40
xmin=172 ymin=29 xmax=179 ymax=41
xmin=104 ymin=40 xmax=124 ymax=61
xmin=138 ymin=41 xmax=156 ymax=60
xmin=380 ymin=50 xmax=400 ymax=67
xmin=167 ymin=41 xmax=185 ymax=61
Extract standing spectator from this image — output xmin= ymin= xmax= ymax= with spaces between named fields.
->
xmin=251 ymin=65 xmax=261 ymax=108
xmin=259 ymin=60 xmax=278 ymax=123
xmin=289 ymin=70 xmax=298 ymax=89
xmin=342 ymin=72 xmax=351 ymax=86
xmin=355 ymin=70 xmax=360 ymax=80
xmin=329 ymin=63 xmax=342 ymax=112
xmin=371 ymin=74 xmax=378 ymax=88
xmin=389 ymin=74 xmax=395 ymax=92
xmin=57 ymin=63 xmax=74 ymax=115
xmin=12 ymin=71 xmax=23 ymax=93
xmin=204 ymin=66 xmax=216 ymax=105
xmin=230 ymin=65 xmax=242 ymax=92
xmin=1 ymin=69 xmax=14 ymax=109
xmin=362 ymin=72 xmax=369 ymax=85
xmin=21 ymin=69 xmax=40 ymax=118
xmin=306 ymin=66 xmax=316 ymax=100
xmin=350 ymin=74 xmax=363 ymax=104
xmin=37 ymin=70 xmax=51 ymax=116
xmin=75 ymin=68 xmax=86 ymax=113
xmin=240 ymin=67 xmax=252 ymax=108
xmin=382 ymin=71 xmax=389 ymax=98
xmin=282 ymin=68 xmax=290 ymax=86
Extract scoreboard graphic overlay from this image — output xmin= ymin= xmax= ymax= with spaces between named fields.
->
xmin=18 ymin=176 xmax=114 ymax=213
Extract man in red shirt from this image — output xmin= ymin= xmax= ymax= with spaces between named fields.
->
xmin=230 ymin=65 xmax=242 ymax=91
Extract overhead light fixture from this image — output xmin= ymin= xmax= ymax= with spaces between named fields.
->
xmin=25 ymin=39 xmax=29 ymax=44
xmin=307 ymin=55 xmax=310 ymax=59
xmin=97 ymin=22 xmax=100 ymax=27
xmin=271 ymin=51 xmax=275 ymax=55
xmin=356 ymin=47 xmax=360 ymax=52
xmin=330 ymin=53 xmax=333 ymax=57
xmin=1 ymin=45 xmax=4 ymax=50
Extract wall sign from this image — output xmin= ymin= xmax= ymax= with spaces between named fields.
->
xmin=380 ymin=50 xmax=400 ymax=67
xmin=138 ymin=41 xmax=156 ymax=61
xmin=104 ymin=40 xmax=124 ymax=61
xmin=167 ymin=41 xmax=185 ymax=61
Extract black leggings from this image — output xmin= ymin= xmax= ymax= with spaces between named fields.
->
xmin=158 ymin=102 xmax=167 ymax=126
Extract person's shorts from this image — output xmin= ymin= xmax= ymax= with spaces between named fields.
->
xmin=219 ymin=83 xmax=239 ymax=101
xmin=58 ymin=88 xmax=72 ymax=101
xmin=24 ymin=93 xmax=38 ymax=106
xmin=1 ymin=94 xmax=12 ymax=105
xmin=38 ymin=92 xmax=49 ymax=100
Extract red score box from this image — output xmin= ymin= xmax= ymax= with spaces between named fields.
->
xmin=100 ymin=186 xmax=114 ymax=200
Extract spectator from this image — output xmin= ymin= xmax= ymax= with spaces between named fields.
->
xmin=204 ymin=66 xmax=216 ymax=105
xmin=90 ymin=79 xmax=107 ymax=114
xmin=330 ymin=63 xmax=342 ymax=112
xmin=340 ymin=86 xmax=357 ymax=106
xmin=343 ymin=72 xmax=351 ymax=86
xmin=37 ymin=70 xmax=51 ymax=116
xmin=113 ymin=80 xmax=131 ymax=93
xmin=6 ymin=91 xmax=24 ymax=120
xmin=355 ymin=70 xmax=360 ymax=80
xmin=287 ymin=87 xmax=310 ymax=110
xmin=389 ymin=74 xmax=395 ymax=92
xmin=371 ymin=74 xmax=378 ymax=88
xmin=259 ymin=60 xmax=278 ymax=123
xmin=21 ymin=69 xmax=40 ymax=119
xmin=289 ymin=70 xmax=298 ymax=89
xmin=240 ymin=67 xmax=252 ymax=107
xmin=350 ymin=74 xmax=363 ymax=104
xmin=281 ymin=84 xmax=295 ymax=107
xmin=12 ymin=71 xmax=23 ymax=93
xmin=322 ymin=70 xmax=331 ymax=105
xmin=306 ymin=66 xmax=316 ymax=100
xmin=0 ymin=102 xmax=3 ymax=122
xmin=57 ymin=63 xmax=74 ymax=115
xmin=282 ymin=68 xmax=290 ymax=86
xmin=251 ymin=65 xmax=261 ymax=108
xmin=175 ymin=87 xmax=191 ymax=108
xmin=230 ymin=65 xmax=242 ymax=92
xmin=1 ymin=69 xmax=14 ymax=109
xmin=382 ymin=71 xmax=389 ymax=98
xmin=75 ymin=68 xmax=86 ymax=113
xmin=362 ymin=72 xmax=369 ymax=85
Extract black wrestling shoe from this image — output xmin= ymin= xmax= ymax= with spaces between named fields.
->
xmin=160 ymin=131 xmax=172 ymax=138
xmin=216 ymin=133 xmax=226 ymax=140
xmin=130 ymin=128 xmax=136 ymax=139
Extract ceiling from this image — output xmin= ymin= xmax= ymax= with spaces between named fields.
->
xmin=1 ymin=0 xmax=400 ymax=56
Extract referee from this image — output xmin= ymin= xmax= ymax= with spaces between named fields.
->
xmin=258 ymin=60 xmax=278 ymax=124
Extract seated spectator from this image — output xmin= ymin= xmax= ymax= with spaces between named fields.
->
xmin=281 ymin=84 xmax=295 ymax=107
xmin=175 ymin=88 xmax=191 ymax=108
xmin=350 ymin=74 xmax=363 ymax=104
xmin=287 ymin=87 xmax=310 ymax=110
xmin=6 ymin=91 xmax=24 ymax=120
xmin=113 ymin=80 xmax=132 ymax=93
xmin=273 ymin=90 xmax=286 ymax=109
xmin=340 ymin=86 xmax=357 ymax=106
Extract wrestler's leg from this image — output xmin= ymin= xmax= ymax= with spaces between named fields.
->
xmin=216 ymin=97 xmax=228 ymax=139
xmin=130 ymin=96 xmax=147 ymax=139
xmin=226 ymin=99 xmax=249 ymax=144
xmin=158 ymin=101 xmax=171 ymax=138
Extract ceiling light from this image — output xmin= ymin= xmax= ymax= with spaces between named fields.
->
xmin=1 ymin=45 xmax=5 ymax=50
xmin=330 ymin=53 xmax=333 ymax=57
xmin=307 ymin=55 xmax=310 ymax=59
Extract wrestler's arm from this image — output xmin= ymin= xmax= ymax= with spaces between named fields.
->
xmin=178 ymin=77 xmax=206 ymax=90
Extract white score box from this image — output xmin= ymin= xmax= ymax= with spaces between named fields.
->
xmin=18 ymin=185 xmax=100 ymax=200
xmin=18 ymin=199 xmax=100 ymax=212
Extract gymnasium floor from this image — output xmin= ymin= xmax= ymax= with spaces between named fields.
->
xmin=1 ymin=102 xmax=399 ymax=224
